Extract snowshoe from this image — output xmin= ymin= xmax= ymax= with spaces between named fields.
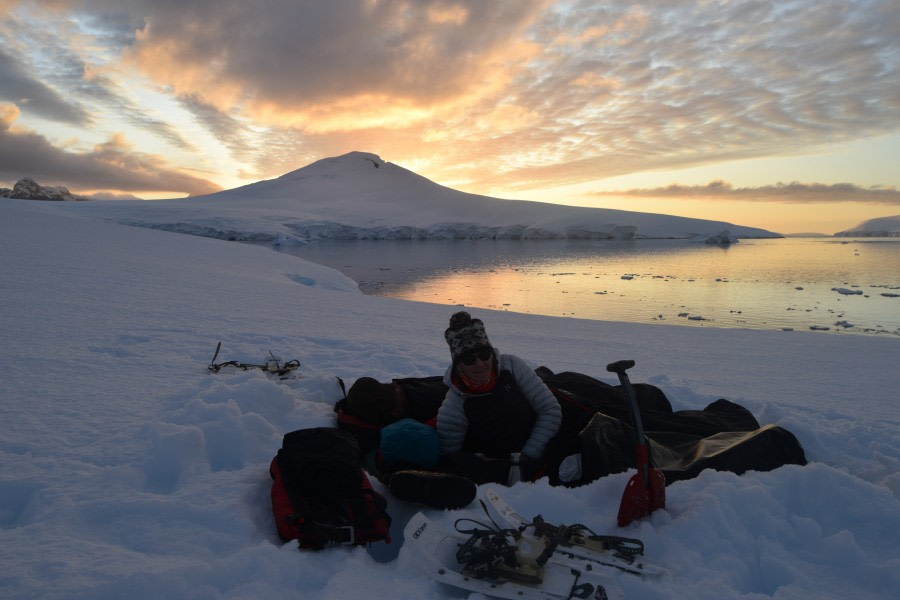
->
xmin=482 ymin=488 xmax=670 ymax=579
xmin=404 ymin=511 xmax=625 ymax=599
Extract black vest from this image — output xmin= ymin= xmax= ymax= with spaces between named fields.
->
xmin=461 ymin=370 xmax=536 ymax=459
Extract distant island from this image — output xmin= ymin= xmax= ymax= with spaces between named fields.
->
xmin=834 ymin=215 xmax=900 ymax=237
xmin=0 ymin=177 xmax=89 ymax=201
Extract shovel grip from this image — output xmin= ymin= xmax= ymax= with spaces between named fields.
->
xmin=606 ymin=359 xmax=635 ymax=374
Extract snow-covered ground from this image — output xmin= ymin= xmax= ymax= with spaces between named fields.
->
xmin=1 ymin=193 xmax=898 ymax=600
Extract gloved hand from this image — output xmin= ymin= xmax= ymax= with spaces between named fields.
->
xmin=518 ymin=453 xmax=547 ymax=482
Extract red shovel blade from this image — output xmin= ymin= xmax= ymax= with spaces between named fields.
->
xmin=617 ymin=466 xmax=666 ymax=527
xmin=648 ymin=468 xmax=666 ymax=511
xmin=617 ymin=474 xmax=649 ymax=527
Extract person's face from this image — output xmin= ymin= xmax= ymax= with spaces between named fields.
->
xmin=457 ymin=347 xmax=493 ymax=384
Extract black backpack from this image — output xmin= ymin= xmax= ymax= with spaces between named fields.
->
xmin=270 ymin=427 xmax=392 ymax=549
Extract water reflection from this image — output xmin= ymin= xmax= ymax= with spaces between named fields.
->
xmin=281 ymin=238 xmax=900 ymax=336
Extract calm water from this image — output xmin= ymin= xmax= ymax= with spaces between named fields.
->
xmin=283 ymin=238 xmax=900 ymax=336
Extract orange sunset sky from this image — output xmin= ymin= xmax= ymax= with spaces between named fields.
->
xmin=1 ymin=0 xmax=898 ymax=234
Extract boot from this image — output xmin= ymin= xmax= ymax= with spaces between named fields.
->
xmin=388 ymin=470 xmax=476 ymax=509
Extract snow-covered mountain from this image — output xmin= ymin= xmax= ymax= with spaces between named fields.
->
xmin=0 ymin=177 xmax=89 ymax=201
xmin=61 ymin=152 xmax=779 ymax=244
xmin=835 ymin=214 xmax=900 ymax=237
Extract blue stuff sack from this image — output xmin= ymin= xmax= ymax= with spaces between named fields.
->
xmin=379 ymin=418 xmax=441 ymax=469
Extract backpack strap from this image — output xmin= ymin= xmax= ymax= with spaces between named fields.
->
xmin=289 ymin=501 xmax=357 ymax=547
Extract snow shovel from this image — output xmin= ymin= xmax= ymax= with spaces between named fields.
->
xmin=606 ymin=359 xmax=666 ymax=527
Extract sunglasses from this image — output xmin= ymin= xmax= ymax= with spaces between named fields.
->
xmin=459 ymin=347 xmax=493 ymax=366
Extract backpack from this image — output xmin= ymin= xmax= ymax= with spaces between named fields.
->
xmin=269 ymin=427 xmax=392 ymax=549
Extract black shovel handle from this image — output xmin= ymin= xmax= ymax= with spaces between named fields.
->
xmin=606 ymin=359 xmax=635 ymax=374
xmin=606 ymin=359 xmax=649 ymax=486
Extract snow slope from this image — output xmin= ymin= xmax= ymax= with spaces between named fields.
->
xmin=836 ymin=214 xmax=900 ymax=237
xmin=1 ymin=198 xmax=897 ymax=600
xmin=56 ymin=151 xmax=779 ymax=243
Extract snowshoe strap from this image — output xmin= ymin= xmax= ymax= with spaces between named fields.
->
xmin=528 ymin=515 xmax=644 ymax=558
xmin=584 ymin=534 xmax=645 ymax=558
xmin=454 ymin=520 xmax=543 ymax=586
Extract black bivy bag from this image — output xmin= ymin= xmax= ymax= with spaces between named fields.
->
xmin=270 ymin=427 xmax=391 ymax=549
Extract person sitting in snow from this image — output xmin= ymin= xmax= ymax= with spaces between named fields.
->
xmin=435 ymin=311 xmax=563 ymax=484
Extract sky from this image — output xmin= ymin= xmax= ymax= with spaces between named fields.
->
xmin=1 ymin=0 xmax=898 ymax=234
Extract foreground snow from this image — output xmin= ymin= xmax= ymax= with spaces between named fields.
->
xmin=1 ymin=198 xmax=898 ymax=600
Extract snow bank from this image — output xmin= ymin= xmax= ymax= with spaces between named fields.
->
xmin=1 ymin=198 xmax=897 ymax=600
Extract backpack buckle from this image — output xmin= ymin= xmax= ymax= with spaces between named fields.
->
xmin=333 ymin=525 xmax=355 ymax=545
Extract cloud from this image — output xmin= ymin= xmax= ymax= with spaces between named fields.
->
xmin=590 ymin=181 xmax=900 ymax=205
xmin=0 ymin=48 xmax=91 ymax=124
xmin=177 ymin=92 xmax=256 ymax=161
xmin=449 ymin=0 xmax=900 ymax=192
xmin=1 ymin=9 xmax=197 ymax=152
xmin=0 ymin=103 xmax=221 ymax=195
xmin=117 ymin=0 xmax=549 ymax=122
xmin=3 ymin=0 xmax=899 ymax=196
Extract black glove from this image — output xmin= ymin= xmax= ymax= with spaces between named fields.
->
xmin=519 ymin=453 xmax=548 ymax=482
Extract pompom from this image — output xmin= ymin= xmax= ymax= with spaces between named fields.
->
xmin=448 ymin=311 xmax=473 ymax=331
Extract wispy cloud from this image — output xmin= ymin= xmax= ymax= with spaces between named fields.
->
xmin=1 ymin=10 xmax=196 ymax=151
xmin=590 ymin=181 xmax=900 ymax=205
xmin=0 ymin=48 xmax=90 ymax=124
xmin=0 ymin=102 xmax=220 ymax=195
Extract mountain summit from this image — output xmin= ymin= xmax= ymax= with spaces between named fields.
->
xmin=47 ymin=152 xmax=779 ymax=243
xmin=178 ymin=151 xmax=778 ymax=242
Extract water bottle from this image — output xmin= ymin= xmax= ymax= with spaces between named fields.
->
xmin=508 ymin=452 xmax=522 ymax=485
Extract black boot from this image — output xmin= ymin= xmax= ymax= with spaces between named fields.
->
xmin=388 ymin=470 xmax=476 ymax=509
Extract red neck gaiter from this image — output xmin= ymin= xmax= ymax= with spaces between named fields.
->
xmin=457 ymin=366 xmax=497 ymax=393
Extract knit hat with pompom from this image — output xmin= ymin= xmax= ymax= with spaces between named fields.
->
xmin=444 ymin=311 xmax=492 ymax=362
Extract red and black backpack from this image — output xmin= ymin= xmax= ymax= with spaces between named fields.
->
xmin=269 ymin=427 xmax=391 ymax=549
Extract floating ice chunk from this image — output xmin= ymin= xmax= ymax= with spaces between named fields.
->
xmin=692 ymin=229 xmax=738 ymax=245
